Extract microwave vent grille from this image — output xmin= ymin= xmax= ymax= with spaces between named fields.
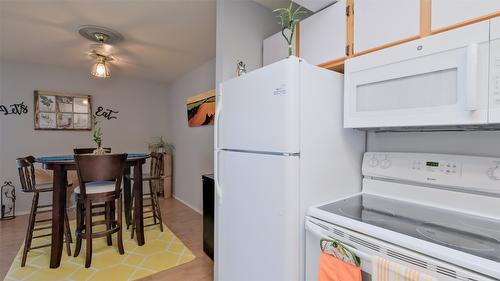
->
xmin=363 ymin=124 xmax=500 ymax=132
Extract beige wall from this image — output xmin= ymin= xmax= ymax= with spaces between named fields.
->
xmin=0 ymin=60 xmax=169 ymax=213
xmin=166 ymin=58 xmax=216 ymax=213
xmin=216 ymin=0 xmax=280 ymax=87
xmin=367 ymin=131 xmax=500 ymax=157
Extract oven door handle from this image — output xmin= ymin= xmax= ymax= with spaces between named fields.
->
xmin=305 ymin=219 xmax=372 ymax=261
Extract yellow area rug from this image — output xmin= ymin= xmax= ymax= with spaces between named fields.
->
xmin=4 ymin=219 xmax=195 ymax=281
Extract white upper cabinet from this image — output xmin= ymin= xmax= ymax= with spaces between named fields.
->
xmin=432 ymin=0 xmax=500 ymax=30
xmin=300 ymin=0 xmax=346 ymax=65
xmin=293 ymin=0 xmax=337 ymax=12
xmin=263 ymin=32 xmax=296 ymax=66
xmin=354 ymin=0 xmax=420 ymax=54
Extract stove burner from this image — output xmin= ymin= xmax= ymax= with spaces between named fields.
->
xmin=417 ymin=223 xmax=496 ymax=252
xmin=339 ymin=205 xmax=396 ymax=221
xmin=338 ymin=207 xmax=361 ymax=220
xmin=459 ymin=218 xmax=500 ymax=234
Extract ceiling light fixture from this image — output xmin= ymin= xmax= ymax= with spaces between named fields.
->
xmin=91 ymin=54 xmax=112 ymax=78
xmin=77 ymin=26 xmax=123 ymax=78
xmin=89 ymin=33 xmax=114 ymax=78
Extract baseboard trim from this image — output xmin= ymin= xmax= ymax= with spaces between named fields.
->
xmin=172 ymin=195 xmax=203 ymax=215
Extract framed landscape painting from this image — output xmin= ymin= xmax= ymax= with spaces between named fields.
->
xmin=186 ymin=89 xmax=215 ymax=127
xmin=34 ymin=91 xmax=92 ymax=130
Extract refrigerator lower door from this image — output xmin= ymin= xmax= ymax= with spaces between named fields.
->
xmin=215 ymin=150 xmax=300 ymax=281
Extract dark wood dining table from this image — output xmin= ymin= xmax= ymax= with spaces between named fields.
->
xmin=36 ymin=153 xmax=149 ymax=268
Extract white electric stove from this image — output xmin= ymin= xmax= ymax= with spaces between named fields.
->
xmin=305 ymin=152 xmax=500 ymax=281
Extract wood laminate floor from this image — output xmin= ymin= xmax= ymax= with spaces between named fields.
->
xmin=0 ymin=197 xmax=214 ymax=281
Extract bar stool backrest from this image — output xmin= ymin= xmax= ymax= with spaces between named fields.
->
xmin=16 ymin=156 xmax=37 ymax=193
xmin=74 ymin=154 xmax=127 ymax=197
xmin=150 ymin=152 xmax=164 ymax=178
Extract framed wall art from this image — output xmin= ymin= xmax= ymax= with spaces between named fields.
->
xmin=186 ymin=89 xmax=215 ymax=127
xmin=34 ymin=91 xmax=92 ymax=130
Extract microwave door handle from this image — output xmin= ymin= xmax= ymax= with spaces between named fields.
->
xmin=465 ymin=43 xmax=478 ymax=111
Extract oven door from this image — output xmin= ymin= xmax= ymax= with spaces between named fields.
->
xmin=304 ymin=217 xmax=494 ymax=281
xmin=344 ymin=21 xmax=489 ymax=129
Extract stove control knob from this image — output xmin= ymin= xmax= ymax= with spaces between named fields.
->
xmin=380 ymin=159 xmax=391 ymax=169
xmin=368 ymin=157 xmax=379 ymax=167
xmin=488 ymin=166 xmax=500 ymax=180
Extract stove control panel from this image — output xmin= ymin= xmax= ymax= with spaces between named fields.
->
xmin=363 ymin=152 xmax=500 ymax=195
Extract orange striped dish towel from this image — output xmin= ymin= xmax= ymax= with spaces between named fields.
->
xmin=371 ymin=256 xmax=437 ymax=281
xmin=318 ymin=252 xmax=362 ymax=281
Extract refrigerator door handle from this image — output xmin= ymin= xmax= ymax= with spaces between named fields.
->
xmin=215 ymin=150 xmax=223 ymax=205
xmin=215 ymin=84 xmax=223 ymax=149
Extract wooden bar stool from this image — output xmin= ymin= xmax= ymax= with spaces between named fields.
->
xmin=73 ymin=153 xmax=127 ymax=268
xmin=130 ymin=152 xmax=164 ymax=238
xmin=74 ymin=147 xmax=112 ymax=240
xmin=16 ymin=156 xmax=73 ymax=267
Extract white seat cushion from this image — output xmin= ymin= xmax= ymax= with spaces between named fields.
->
xmin=74 ymin=181 xmax=116 ymax=194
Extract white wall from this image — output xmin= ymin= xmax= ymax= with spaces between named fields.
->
xmin=166 ymin=58 xmax=216 ymax=213
xmin=367 ymin=131 xmax=500 ymax=157
xmin=0 ymin=60 xmax=169 ymax=213
xmin=216 ymin=0 xmax=280 ymax=87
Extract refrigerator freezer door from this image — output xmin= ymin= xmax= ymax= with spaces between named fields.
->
xmin=217 ymin=58 xmax=300 ymax=154
xmin=215 ymin=150 xmax=300 ymax=281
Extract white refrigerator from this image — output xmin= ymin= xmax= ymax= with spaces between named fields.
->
xmin=214 ymin=57 xmax=365 ymax=281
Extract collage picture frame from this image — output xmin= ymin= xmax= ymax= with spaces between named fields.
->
xmin=34 ymin=91 xmax=92 ymax=130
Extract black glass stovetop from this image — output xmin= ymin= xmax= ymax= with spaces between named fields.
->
xmin=318 ymin=194 xmax=500 ymax=263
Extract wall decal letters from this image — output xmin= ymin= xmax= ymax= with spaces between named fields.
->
xmin=95 ymin=106 xmax=119 ymax=120
xmin=0 ymin=102 xmax=28 ymax=116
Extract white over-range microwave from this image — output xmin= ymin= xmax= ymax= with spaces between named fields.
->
xmin=344 ymin=17 xmax=500 ymax=130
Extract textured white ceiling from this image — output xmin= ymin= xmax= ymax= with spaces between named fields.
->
xmin=253 ymin=0 xmax=291 ymax=10
xmin=0 ymin=0 xmax=216 ymax=83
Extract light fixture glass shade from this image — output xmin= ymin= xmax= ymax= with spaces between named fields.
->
xmin=91 ymin=59 xmax=110 ymax=78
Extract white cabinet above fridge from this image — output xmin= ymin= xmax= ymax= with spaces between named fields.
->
xmin=299 ymin=0 xmax=346 ymax=65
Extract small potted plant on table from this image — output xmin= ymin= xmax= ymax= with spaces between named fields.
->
xmin=92 ymin=115 xmax=107 ymax=155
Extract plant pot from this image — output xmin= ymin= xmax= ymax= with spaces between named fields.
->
xmin=93 ymin=147 xmax=107 ymax=155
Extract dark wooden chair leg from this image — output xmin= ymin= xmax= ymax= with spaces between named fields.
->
xmin=64 ymin=212 xmax=72 ymax=256
xmin=21 ymin=193 xmax=39 ymax=267
xmin=123 ymin=167 xmax=132 ymax=228
xmin=149 ymin=182 xmax=158 ymax=225
xmin=105 ymin=202 xmax=112 ymax=246
xmin=130 ymin=196 xmax=135 ymax=239
xmin=74 ymin=202 xmax=83 ymax=257
xmin=153 ymin=191 xmax=164 ymax=232
xmin=117 ymin=195 xmax=124 ymax=255
xmin=85 ymin=200 xmax=93 ymax=268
